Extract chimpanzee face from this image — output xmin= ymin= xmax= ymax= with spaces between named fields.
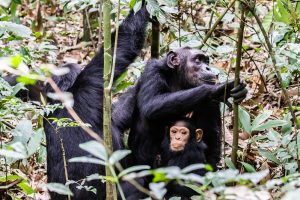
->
xmin=167 ymin=47 xmax=217 ymax=87
xmin=169 ymin=121 xmax=203 ymax=152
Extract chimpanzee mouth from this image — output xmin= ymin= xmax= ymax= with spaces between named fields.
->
xmin=199 ymin=78 xmax=217 ymax=84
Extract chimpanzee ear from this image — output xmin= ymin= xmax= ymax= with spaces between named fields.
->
xmin=195 ymin=129 xmax=203 ymax=142
xmin=167 ymin=51 xmax=180 ymax=69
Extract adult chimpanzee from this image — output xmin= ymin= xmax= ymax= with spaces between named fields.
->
xmin=44 ymin=7 xmax=149 ymax=200
xmin=3 ymin=63 xmax=81 ymax=102
xmin=159 ymin=117 xmax=207 ymax=199
xmin=127 ymin=47 xmax=247 ymax=170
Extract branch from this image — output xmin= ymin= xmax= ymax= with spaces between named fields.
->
xmin=231 ymin=3 xmax=246 ymax=166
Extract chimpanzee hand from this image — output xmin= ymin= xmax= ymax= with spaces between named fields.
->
xmin=211 ymin=80 xmax=247 ymax=106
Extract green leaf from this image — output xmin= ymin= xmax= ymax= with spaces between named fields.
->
xmin=10 ymin=55 xmax=22 ymax=68
xmin=16 ymin=76 xmax=37 ymax=85
xmin=253 ymin=120 xmax=287 ymax=131
xmin=118 ymin=165 xmax=150 ymax=178
xmin=79 ymin=140 xmax=107 ymax=161
xmin=238 ymin=107 xmax=252 ymax=134
xmin=182 ymin=164 xmax=205 ymax=173
xmin=69 ymin=156 xmax=106 ymax=165
xmin=133 ymin=1 xmax=142 ymax=13
xmin=17 ymin=181 xmax=34 ymax=195
xmin=252 ymin=111 xmax=272 ymax=130
xmin=184 ymin=184 xmax=204 ymax=195
xmin=241 ymin=162 xmax=256 ymax=173
xmin=149 ymin=182 xmax=167 ymax=199
xmin=259 ymin=149 xmax=280 ymax=164
xmin=129 ymin=0 xmax=137 ymax=9
xmin=12 ymin=83 xmax=26 ymax=96
xmin=0 ymin=175 xmax=22 ymax=182
xmin=108 ymin=150 xmax=131 ymax=165
xmin=46 ymin=183 xmax=73 ymax=196
xmin=224 ymin=157 xmax=236 ymax=169
xmin=12 ymin=120 xmax=33 ymax=143
xmin=274 ymin=0 xmax=291 ymax=24
xmin=0 ymin=21 xmax=31 ymax=37
xmin=27 ymin=128 xmax=43 ymax=156
xmin=262 ymin=10 xmax=274 ymax=33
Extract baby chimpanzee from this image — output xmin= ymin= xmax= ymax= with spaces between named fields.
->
xmin=159 ymin=117 xmax=208 ymax=199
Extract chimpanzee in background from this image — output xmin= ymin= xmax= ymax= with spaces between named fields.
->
xmin=43 ymin=7 xmax=149 ymax=200
xmin=159 ymin=117 xmax=207 ymax=199
xmin=2 ymin=63 xmax=81 ymax=102
xmin=126 ymin=47 xmax=247 ymax=170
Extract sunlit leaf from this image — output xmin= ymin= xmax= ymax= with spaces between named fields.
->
xmin=46 ymin=183 xmax=73 ymax=196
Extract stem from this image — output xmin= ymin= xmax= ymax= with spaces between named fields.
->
xmin=151 ymin=17 xmax=160 ymax=58
xmin=85 ymin=8 xmax=95 ymax=49
xmin=98 ymin=1 xmax=103 ymax=49
xmin=199 ymin=0 xmax=236 ymax=49
xmin=249 ymin=4 xmax=300 ymax=171
xmin=58 ymin=131 xmax=71 ymax=200
xmin=103 ymin=0 xmax=117 ymax=198
xmin=109 ymin=0 xmax=121 ymax=89
xmin=109 ymin=165 xmax=126 ymax=200
xmin=231 ymin=3 xmax=246 ymax=167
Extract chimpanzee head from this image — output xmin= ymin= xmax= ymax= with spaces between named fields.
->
xmin=168 ymin=118 xmax=203 ymax=152
xmin=166 ymin=46 xmax=217 ymax=88
xmin=160 ymin=117 xmax=207 ymax=170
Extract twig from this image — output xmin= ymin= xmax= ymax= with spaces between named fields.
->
xmin=98 ymin=1 xmax=103 ymax=49
xmin=199 ymin=0 xmax=236 ymax=49
xmin=85 ymin=8 xmax=96 ymax=49
xmin=0 ymin=179 xmax=22 ymax=190
xmin=108 ymin=0 xmax=121 ymax=89
xmin=231 ymin=2 xmax=246 ymax=166
xmin=47 ymin=79 xmax=103 ymax=143
xmin=208 ymin=0 xmax=220 ymax=29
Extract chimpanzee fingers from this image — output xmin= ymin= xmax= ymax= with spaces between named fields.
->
xmin=231 ymin=81 xmax=246 ymax=93
xmin=225 ymin=100 xmax=233 ymax=109
xmin=233 ymin=95 xmax=246 ymax=103
xmin=231 ymin=88 xmax=248 ymax=99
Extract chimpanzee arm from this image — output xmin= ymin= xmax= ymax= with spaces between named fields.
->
xmin=138 ymin=76 xmax=233 ymax=120
xmin=76 ymin=6 xmax=149 ymax=84
xmin=112 ymin=86 xmax=137 ymax=132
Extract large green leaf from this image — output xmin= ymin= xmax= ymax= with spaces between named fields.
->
xmin=238 ymin=107 xmax=252 ymax=134
xmin=0 ymin=21 xmax=32 ymax=38
xmin=46 ymin=183 xmax=73 ymax=196
xmin=274 ymin=0 xmax=291 ymax=24
xmin=252 ymin=111 xmax=272 ymax=130
xmin=259 ymin=149 xmax=280 ymax=164
xmin=108 ymin=150 xmax=131 ymax=165
xmin=253 ymin=120 xmax=287 ymax=131
xmin=79 ymin=140 xmax=107 ymax=161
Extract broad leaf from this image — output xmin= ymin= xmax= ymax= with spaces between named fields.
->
xmin=108 ymin=150 xmax=131 ymax=165
xmin=79 ymin=141 xmax=107 ymax=161
xmin=253 ymin=120 xmax=287 ymax=131
xmin=46 ymin=183 xmax=73 ymax=196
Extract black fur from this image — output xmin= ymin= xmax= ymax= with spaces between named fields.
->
xmin=160 ymin=118 xmax=207 ymax=199
xmin=3 ymin=63 xmax=81 ymax=102
xmin=125 ymin=47 xmax=247 ymax=170
xmin=44 ymin=8 xmax=149 ymax=200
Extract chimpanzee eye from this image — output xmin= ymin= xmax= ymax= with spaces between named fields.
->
xmin=195 ymin=57 xmax=201 ymax=63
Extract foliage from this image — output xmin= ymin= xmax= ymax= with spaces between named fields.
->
xmin=0 ymin=0 xmax=299 ymax=199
